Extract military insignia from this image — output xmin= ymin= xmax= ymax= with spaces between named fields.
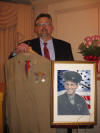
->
xmin=34 ymin=72 xmax=46 ymax=83
xmin=77 ymin=104 xmax=82 ymax=112
xmin=41 ymin=73 xmax=46 ymax=82
xmin=18 ymin=60 xmax=21 ymax=63
xmin=34 ymin=72 xmax=39 ymax=83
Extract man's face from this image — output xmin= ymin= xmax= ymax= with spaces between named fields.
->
xmin=64 ymin=81 xmax=78 ymax=96
xmin=34 ymin=17 xmax=54 ymax=40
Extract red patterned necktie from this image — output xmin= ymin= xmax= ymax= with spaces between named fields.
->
xmin=43 ymin=43 xmax=50 ymax=60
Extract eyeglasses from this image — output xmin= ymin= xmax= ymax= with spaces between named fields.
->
xmin=36 ymin=22 xmax=52 ymax=26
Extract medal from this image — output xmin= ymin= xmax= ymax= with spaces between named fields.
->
xmin=34 ymin=72 xmax=39 ymax=83
xmin=34 ymin=72 xmax=46 ymax=83
xmin=41 ymin=73 xmax=46 ymax=82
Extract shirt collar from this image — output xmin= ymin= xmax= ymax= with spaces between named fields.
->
xmin=40 ymin=38 xmax=53 ymax=45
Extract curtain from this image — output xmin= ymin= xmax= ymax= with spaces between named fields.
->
xmin=0 ymin=2 xmax=34 ymax=83
xmin=0 ymin=2 xmax=17 ymax=83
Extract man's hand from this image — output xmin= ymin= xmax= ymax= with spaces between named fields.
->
xmin=15 ymin=43 xmax=30 ymax=54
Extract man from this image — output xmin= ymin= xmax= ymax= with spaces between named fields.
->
xmin=10 ymin=13 xmax=74 ymax=61
xmin=58 ymin=71 xmax=89 ymax=115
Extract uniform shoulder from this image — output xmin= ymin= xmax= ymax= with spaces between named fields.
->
xmin=58 ymin=93 xmax=68 ymax=100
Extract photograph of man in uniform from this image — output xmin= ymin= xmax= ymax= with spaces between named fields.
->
xmin=58 ymin=71 xmax=89 ymax=115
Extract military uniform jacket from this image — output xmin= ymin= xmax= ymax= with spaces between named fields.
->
xmin=5 ymin=52 xmax=56 ymax=133
xmin=58 ymin=93 xmax=89 ymax=115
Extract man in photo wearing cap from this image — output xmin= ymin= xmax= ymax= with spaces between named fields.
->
xmin=58 ymin=71 xmax=89 ymax=115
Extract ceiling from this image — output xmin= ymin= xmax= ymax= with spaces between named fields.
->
xmin=0 ymin=0 xmax=66 ymax=5
xmin=0 ymin=0 xmax=32 ymax=4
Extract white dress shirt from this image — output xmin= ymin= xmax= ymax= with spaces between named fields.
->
xmin=40 ymin=38 xmax=55 ymax=61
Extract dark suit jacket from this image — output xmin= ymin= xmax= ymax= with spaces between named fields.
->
xmin=24 ymin=37 xmax=74 ymax=61
xmin=9 ymin=37 xmax=74 ymax=61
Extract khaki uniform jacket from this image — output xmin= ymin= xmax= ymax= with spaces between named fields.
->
xmin=5 ymin=52 xmax=56 ymax=133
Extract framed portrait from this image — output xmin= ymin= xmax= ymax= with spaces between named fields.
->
xmin=51 ymin=61 xmax=97 ymax=126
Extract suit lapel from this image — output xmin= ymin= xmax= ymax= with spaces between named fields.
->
xmin=35 ymin=38 xmax=42 ymax=55
xmin=52 ymin=38 xmax=59 ymax=60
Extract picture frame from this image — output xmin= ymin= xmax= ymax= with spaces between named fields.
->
xmin=51 ymin=61 xmax=97 ymax=127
